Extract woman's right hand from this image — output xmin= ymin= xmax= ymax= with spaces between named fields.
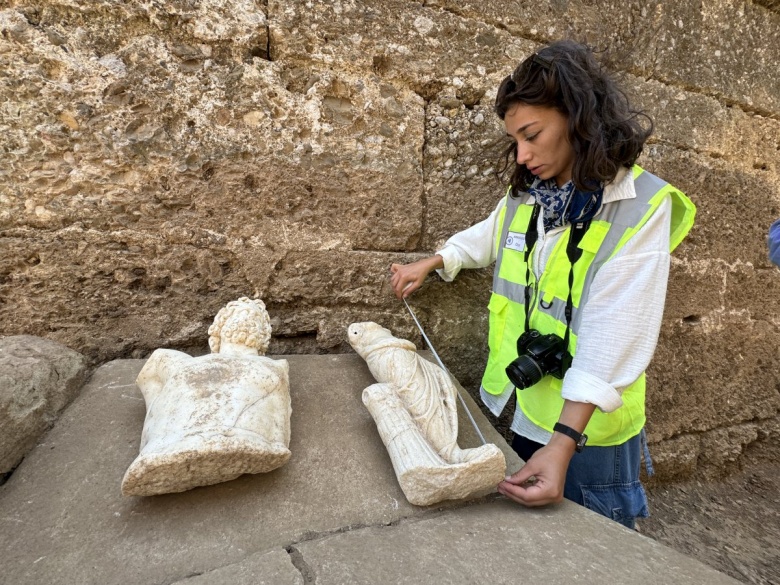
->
xmin=389 ymin=255 xmax=444 ymax=300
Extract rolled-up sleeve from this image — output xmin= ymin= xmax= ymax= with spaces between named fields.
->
xmin=560 ymin=196 xmax=672 ymax=412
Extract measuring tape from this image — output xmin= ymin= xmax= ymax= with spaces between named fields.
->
xmin=402 ymin=297 xmax=487 ymax=446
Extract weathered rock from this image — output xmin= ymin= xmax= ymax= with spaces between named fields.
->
xmin=626 ymin=76 xmax=780 ymax=175
xmin=0 ymin=335 xmax=87 ymax=477
xmin=644 ymin=433 xmax=701 ymax=483
xmin=423 ymin=94 xmax=511 ymax=250
xmin=755 ymin=0 xmax=780 ymax=13
xmin=270 ymin=0 xmax=531 ymax=95
xmin=646 ymin=417 xmax=780 ymax=483
xmin=428 ymin=0 xmax=780 ymax=115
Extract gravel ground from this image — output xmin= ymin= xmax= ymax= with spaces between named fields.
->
xmin=641 ymin=457 xmax=780 ymax=585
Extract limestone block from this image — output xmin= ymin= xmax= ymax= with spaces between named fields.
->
xmin=428 ymin=0 xmax=780 ymax=115
xmin=141 ymin=0 xmax=267 ymax=45
xmin=643 ymin=433 xmax=701 ymax=482
xmin=626 ymin=76 xmax=780 ymax=173
xmin=270 ymin=0 xmax=530 ymax=94
xmin=423 ymin=93 xmax=510 ymax=249
xmin=0 ymin=11 xmax=424 ymax=250
xmin=0 ymin=228 xmax=248 ymax=363
xmin=648 ymin=318 xmax=780 ymax=442
xmin=0 ymin=335 xmax=87 ymax=476
xmin=639 ymin=145 xmax=780 ymax=263
xmin=122 ymin=298 xmax=291 ymax=496
xmin=347 ymin=322 xmax=505 ymax=506
xmin=11 ymin=0 xmax=268 ymax=59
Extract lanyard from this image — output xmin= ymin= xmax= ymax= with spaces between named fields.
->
xmin=522 ymin=202 xmax=590 ymax=349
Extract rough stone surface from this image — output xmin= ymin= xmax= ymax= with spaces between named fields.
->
xmin=0 ymin=335 xmax=87 ymax=477
xmin=639 ymin=145 xmax=780 ymax=479
xmin=0 ymin=356 xmax=738 ymax=585
xmin=755 ymin=0 xmax=780 ymax=13
xmin=170 ymin=549 xmax=303 ymax=585
xmin=1 ymin=0 xmax=779 ymax=482
xmin=429 ymin=0 xmax=780 ymax=115
xmin=295 ymin=501 xmax=739 ymax=585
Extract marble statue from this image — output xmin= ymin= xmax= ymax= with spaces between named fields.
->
xmin=122 ymin=297 xmax=291 ymax=496
xmin=348 ymin=322 xmax=506 ymax=506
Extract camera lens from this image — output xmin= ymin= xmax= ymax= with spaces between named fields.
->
xmin=505 ymin=354 xmax=545 ymax=390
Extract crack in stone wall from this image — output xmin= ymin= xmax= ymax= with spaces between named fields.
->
xmin=633 ymin=70 xmax=780 ymax=121
xmin=420 ymin=98 xmax=433 ymax=252
xmin=262 ymin=0 xmax=272 ymax=61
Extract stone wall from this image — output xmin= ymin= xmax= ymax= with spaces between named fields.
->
xmin=1 ymin=0 xmax=779 ymax=481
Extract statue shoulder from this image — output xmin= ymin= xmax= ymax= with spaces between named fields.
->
xmin=137 ymin=349 xmax=193 ymax=384
xmin=258 ymin=356 xmax=289 ymax=376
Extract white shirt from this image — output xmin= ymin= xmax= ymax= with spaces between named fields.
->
xmin=435 ymin=167 xmax=672 ymax=444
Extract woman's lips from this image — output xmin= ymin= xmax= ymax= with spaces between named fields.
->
xmin=529 ymin=165 xmax=543 ymax=175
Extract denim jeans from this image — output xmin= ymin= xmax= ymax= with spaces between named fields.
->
xmin=511 ymin=431 xmax=650 ymax=529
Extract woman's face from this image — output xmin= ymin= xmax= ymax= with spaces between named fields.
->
xmin=504 ymin=103 xmax=575 ymax=188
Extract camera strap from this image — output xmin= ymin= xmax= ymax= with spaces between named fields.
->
xmin=562 ymin=220 xmax=590 ymax=350
xmin=522 ymin=203 xmax=591 ymax=347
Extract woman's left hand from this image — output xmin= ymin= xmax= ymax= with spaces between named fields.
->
xmin=497 ymin=441 xmax=574 ymax=506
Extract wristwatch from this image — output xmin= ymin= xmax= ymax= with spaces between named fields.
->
xmin=553 ymin=422 xmax=588 ymax=453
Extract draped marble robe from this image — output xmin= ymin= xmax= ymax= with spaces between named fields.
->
xmin=348 ymin=322 xmax=505 ymax=506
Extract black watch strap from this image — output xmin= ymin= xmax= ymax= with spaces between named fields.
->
xmin=553 ymin=422 xmax=588 ymax=453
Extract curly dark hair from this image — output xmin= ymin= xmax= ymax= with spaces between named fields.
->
xmin=495 ymin=40 xmax=653 ymax=194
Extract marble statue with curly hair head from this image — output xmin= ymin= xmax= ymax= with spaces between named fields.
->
xmin=122 ymin=297 xmax=291 ymax=497
xmin=208 ymin=297 xmax=272 ymax=355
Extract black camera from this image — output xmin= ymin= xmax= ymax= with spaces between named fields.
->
xmin=505 ymin=329 xmax=572 ymax=390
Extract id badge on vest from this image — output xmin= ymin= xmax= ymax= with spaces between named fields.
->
xmin=505 ymin=231 xmax=527 ymax=253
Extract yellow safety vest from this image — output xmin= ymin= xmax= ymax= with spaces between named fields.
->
xmin=482 ymin=165 xmax=696 ymax=446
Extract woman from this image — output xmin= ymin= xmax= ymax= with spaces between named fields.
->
xmin=390 ymin=40 xmax=696 ymax=528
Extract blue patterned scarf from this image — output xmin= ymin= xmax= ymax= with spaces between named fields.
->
xmin=528 ymin=178 xmax=604 ymax=232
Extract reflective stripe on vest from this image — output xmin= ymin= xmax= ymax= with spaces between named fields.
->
xmin=482 ymin=165 xmax=696 ymax=446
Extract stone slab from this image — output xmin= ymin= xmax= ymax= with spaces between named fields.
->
xmin=170 ymin=548 xmax=303 ymax=585
xmin=295 ymin=500 xmax=740 ymax=585
xmin=0 ymin=353 xmax=516 ymax=585
xmin=0 ymin=353 xmax=739 ymax=585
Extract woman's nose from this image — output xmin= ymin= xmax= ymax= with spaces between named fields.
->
xmin=516 ymin=143 xmax=531 ymax=165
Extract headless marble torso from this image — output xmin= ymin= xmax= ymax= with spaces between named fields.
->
xmin=135 ymin=348 xmax=290 ymax=455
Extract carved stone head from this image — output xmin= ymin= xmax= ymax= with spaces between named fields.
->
xmin=208 ymin=297 xmax=272 ymax=355
xmin=347 ymin=321 xmax=416 ymax=360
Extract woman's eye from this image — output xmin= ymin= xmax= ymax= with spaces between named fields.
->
xmin=526 ymin=133 xmax=539 ymax=142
